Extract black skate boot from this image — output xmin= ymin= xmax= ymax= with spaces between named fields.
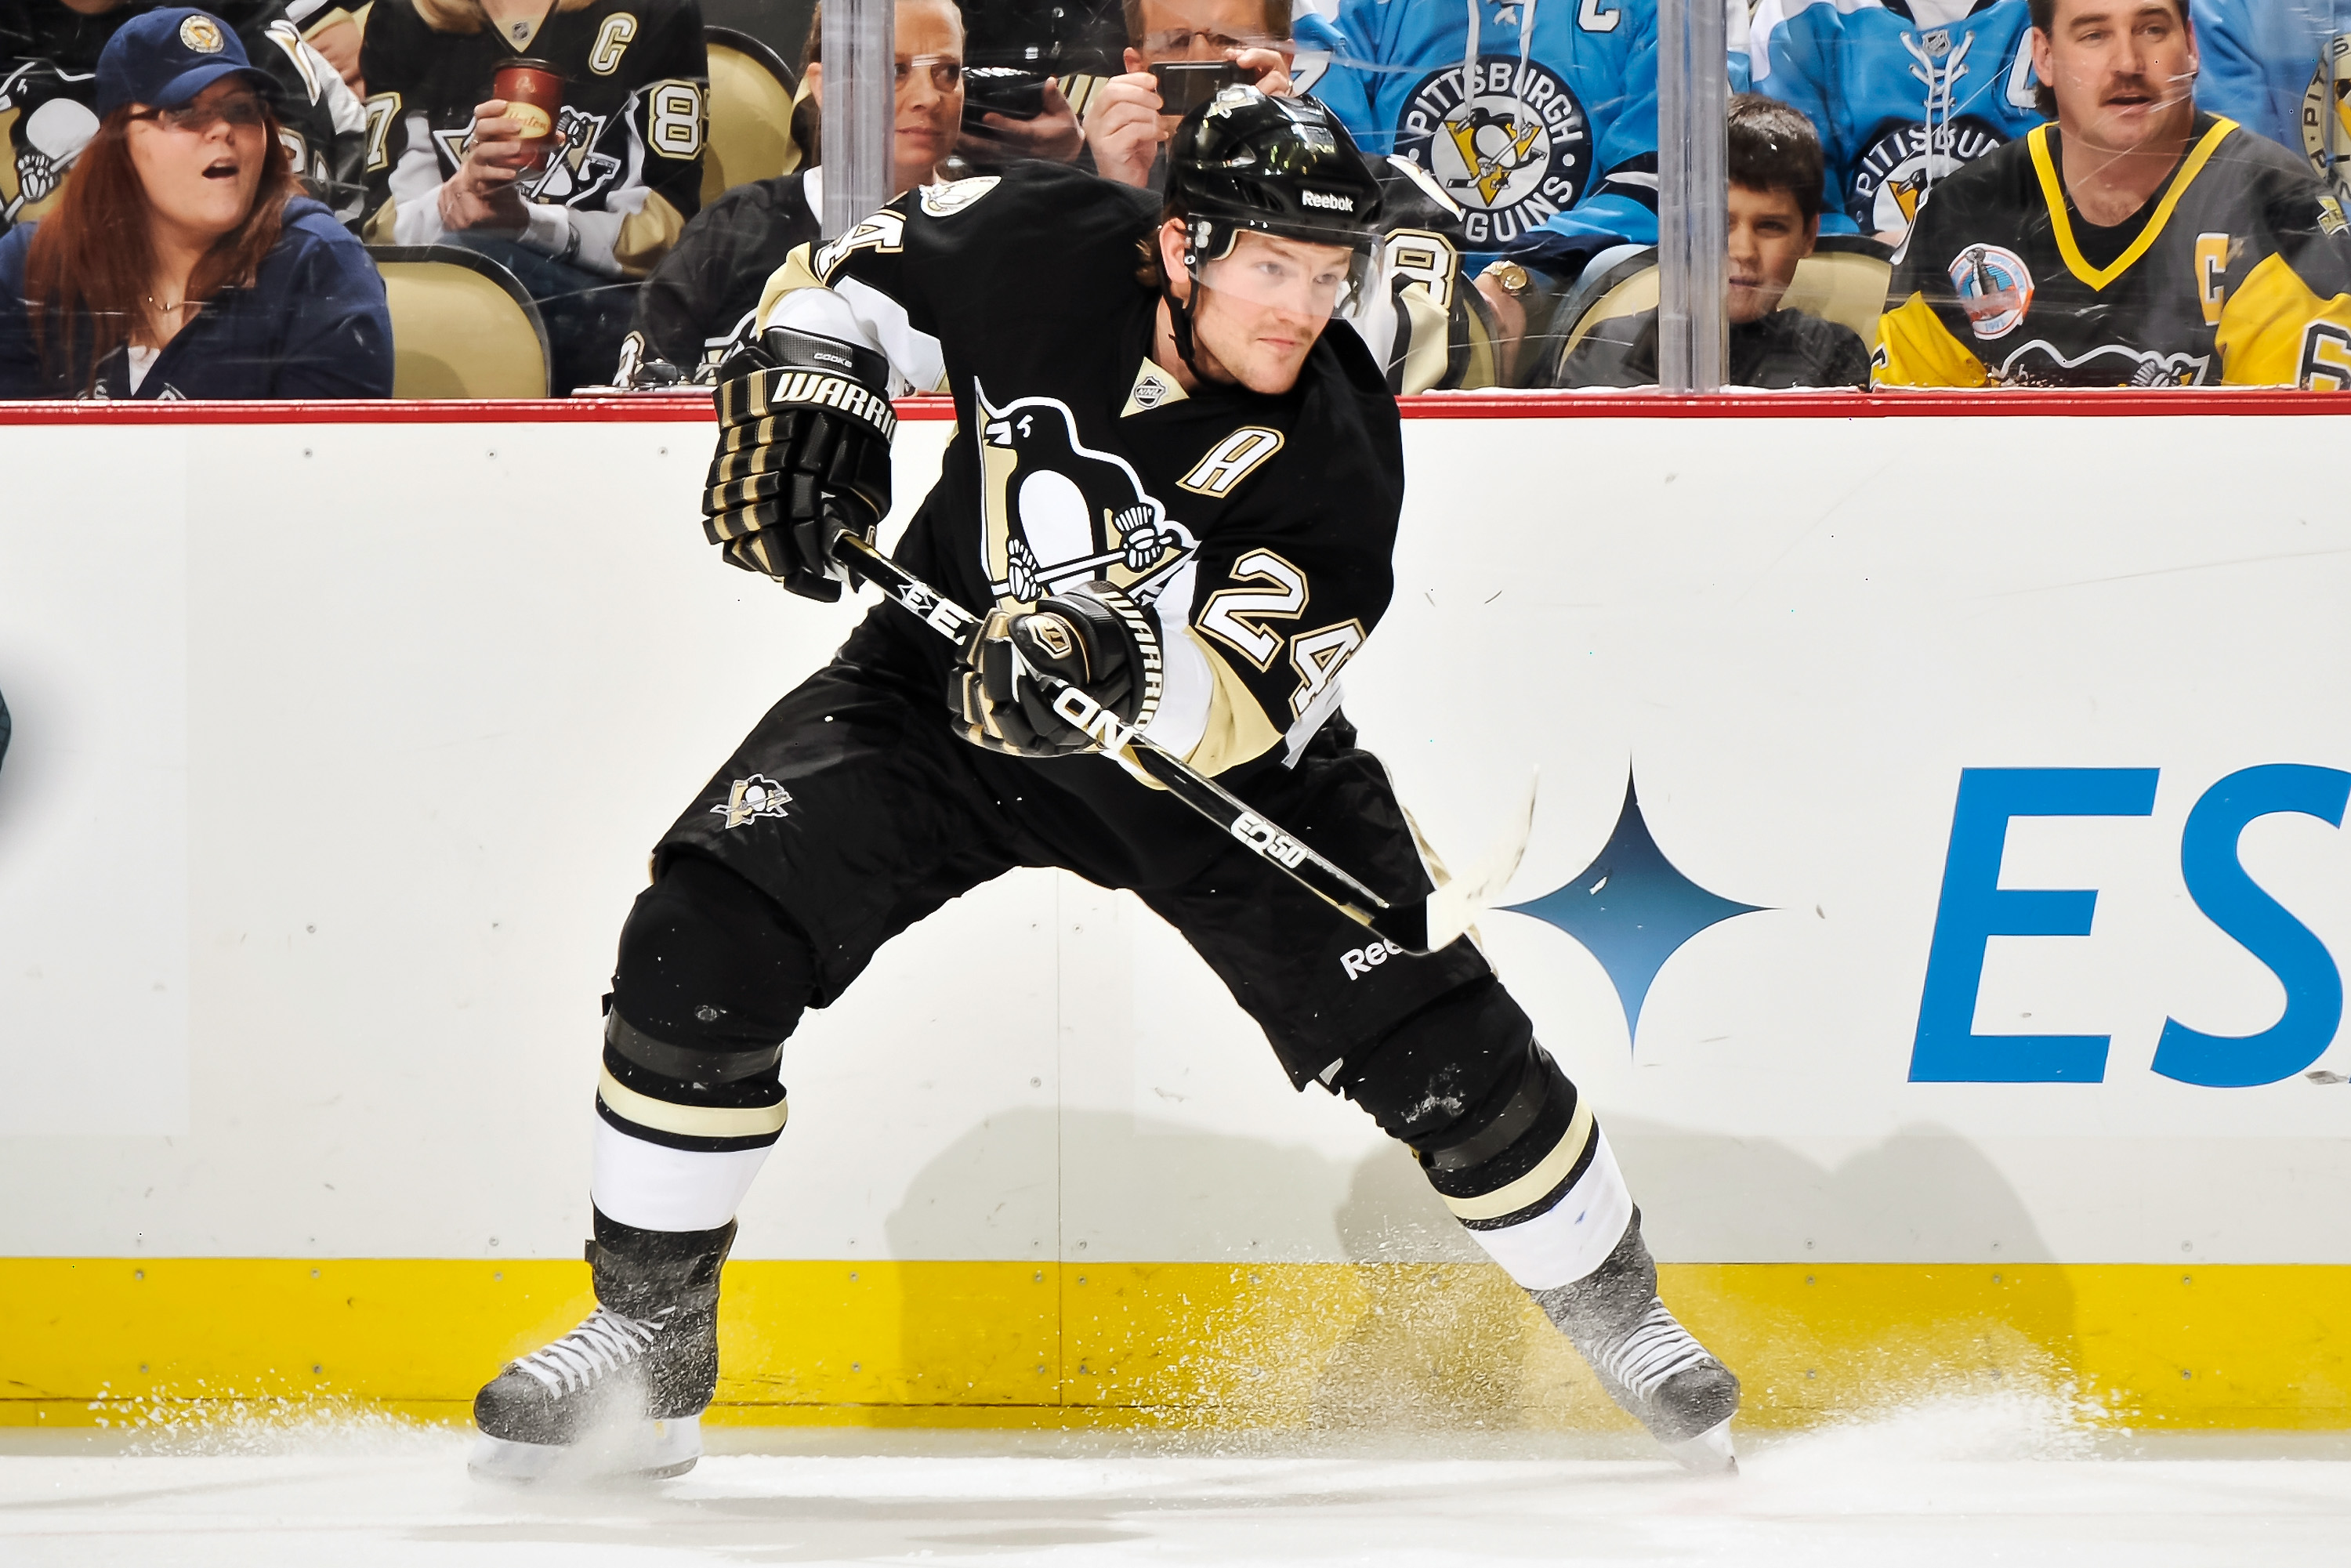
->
xmin=1532 ymin=1211 xmax=1741 ymax=1474
xmin=468 ymin=1210 xmax=734 ymax=1482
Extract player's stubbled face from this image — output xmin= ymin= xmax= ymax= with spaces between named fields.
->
xmin=2039 ymin=0 xmax=2198 ymax=151
xmin=125 ymin=79 xmax=266 ymax=246
xmin=1190 ymin=230 xmax=1352 ymax=393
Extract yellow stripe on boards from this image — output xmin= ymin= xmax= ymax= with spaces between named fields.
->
xmin=596 ymin=1066 xmax=788 ymax=1140
xmin=4 ymin=1259 xmax=2348 ymax=1432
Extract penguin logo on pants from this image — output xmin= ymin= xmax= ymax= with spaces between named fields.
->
xmin=975 ymin=382 xmax=1196 ymax=607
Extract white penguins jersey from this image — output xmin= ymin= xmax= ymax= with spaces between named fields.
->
xmin=753 ymin=164 xmax=1409 ymax=798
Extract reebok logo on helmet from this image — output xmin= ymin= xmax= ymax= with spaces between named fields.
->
xmin=1300 ymin=190 xmax=1354 ymax=212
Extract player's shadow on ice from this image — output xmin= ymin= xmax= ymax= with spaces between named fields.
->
xmin=880 ymin=1108 xmax=2079 ymax=1432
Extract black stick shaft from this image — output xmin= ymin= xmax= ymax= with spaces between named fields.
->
xmin=831 ymin=533 xmax=1432 ymax=951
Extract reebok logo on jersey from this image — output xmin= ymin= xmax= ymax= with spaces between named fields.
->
xmin=714 ymin=775 xmax=793 ymax=828
xmin=1300 ymin=190 xmax=1354 ymax=212
xmin=1341 ymin=940 xmax=1405 ymax=980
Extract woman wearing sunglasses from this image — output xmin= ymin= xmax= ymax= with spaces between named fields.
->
xmin=0 ymin=9 xmax=391 ymax=399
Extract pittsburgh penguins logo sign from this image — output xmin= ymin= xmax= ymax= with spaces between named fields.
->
xmin=1396 ymin=56 xmax=1590 ymax=248
xmin=975 ymin=383 xmax=1197 ymax=608
xmin=1852 ymin=118 xmax=2006 ymax=236
xmin=2301 ymin=34 xmax=2351 ymax=204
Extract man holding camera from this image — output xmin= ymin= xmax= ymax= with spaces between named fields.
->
xmin=1081 ymin=0 xmax=1505 ymax=390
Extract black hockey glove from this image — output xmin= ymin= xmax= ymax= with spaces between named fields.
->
xmin=951 ymin=582 xmax=1165 ymax=759
xmin=705 ymin=326 xmax=897 ymax=603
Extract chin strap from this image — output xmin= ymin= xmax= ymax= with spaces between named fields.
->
xmin=1161 ymin=217 xmax=1214 ymax=381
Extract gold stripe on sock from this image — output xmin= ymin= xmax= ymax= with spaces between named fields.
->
xmin=1440 ymin=1098 xmax=1594 ymax=1222
xmin=597 ymin=1065 xmax=788 ymax=1140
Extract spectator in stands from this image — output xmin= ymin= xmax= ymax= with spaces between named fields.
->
xmin=1081 ymin=0 xmax=1291 ymax=189
xmin=1556 ymin=95 xmax=1869 ymax=389
xmin=1747 ymin=0 xmax=2045 ymax=245
xmin=2193 ymin=0 xmax=2349 ymax=197
xmin=1 ymin=0 xmax=368 ymax=236
xmin=1877 ymin=0 xmax=2351 ymax=388
xmin=286 ymin=0 xmax=363 ymax=91
xmin=360 ymin=0 xmax=708 ymax=393
xmin=0 ymin=9 xmax=391 ymax=397
xmin=611 ymin=0 xmax=963 ymax=385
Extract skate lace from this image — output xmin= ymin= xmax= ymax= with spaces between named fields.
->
xmin=512 ymin=1306 xmax=667 ymax=1395
xmin=1589 ymin=1300 xmax=1713 ymax=1398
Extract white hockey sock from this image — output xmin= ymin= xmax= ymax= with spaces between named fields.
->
xmin=1458 ymin=1127 xmax=1636 ymax=1291
xmin=590 ymin=1117 xmax=773 ymax=1232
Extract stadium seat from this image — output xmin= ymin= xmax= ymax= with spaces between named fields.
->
xmin=368 ymin=245 xmax=552 ymax=399
xmin=704 ymin=26 xmax=802 ymax=208
xmin=1542 ymin=234 xmax=1896 ymax=386
xmin=1776 ymin=234 xmax=1896 ymax=342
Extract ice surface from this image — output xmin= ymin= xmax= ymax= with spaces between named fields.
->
xmin=4 ymin=1396 xmax=2349 ymax=1566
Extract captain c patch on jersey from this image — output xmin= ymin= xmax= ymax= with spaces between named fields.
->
xmin=975 ymin=384 xmax=1197 ymax=607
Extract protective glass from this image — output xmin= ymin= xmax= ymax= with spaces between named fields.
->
xmin=893 ymin=56 xmax=964 ymax=92
xmin=133 ymin=94 xmax=267 ymax=135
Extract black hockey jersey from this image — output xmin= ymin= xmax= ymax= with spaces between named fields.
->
xmin=617 ymin=165 xmax=820 ymax=381
xmin=0 ymin=0 xmax=366 ymax=236
xmin=759 ymin=164 xmax=1407 ymax=797
xmin=359 ymin=0 xmax=706 ymax=277
xmin=1878 ymin=114 xmax=2351 ymax=387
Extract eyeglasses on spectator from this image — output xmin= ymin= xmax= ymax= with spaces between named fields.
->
xmin=129 ymin=94 xmax=267 ymax=134
xmin=896 ymin=56 xmax=963 ymax=91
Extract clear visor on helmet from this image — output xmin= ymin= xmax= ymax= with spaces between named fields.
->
xmin=1190 ymin=225 xmax=1378 ymax=320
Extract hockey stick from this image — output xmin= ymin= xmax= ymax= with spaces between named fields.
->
xmin=829 ymin=531 xmax=1532 ymax=955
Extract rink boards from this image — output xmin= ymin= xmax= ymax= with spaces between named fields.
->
xmin=2 ymin=389 xmax=2349 ymax=1430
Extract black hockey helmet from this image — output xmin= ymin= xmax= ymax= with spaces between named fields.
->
xmin=1162 ymin=85 xmax=1385 ymax=302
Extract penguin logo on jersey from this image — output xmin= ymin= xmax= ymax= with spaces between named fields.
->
xmin=1949 ymin=243 xmax=2034 ymax=339
xmin=974 ymin=383 xmax=1197 ymax=607
xmin=2301 ymin=34 xmax=2351 ymax=204
xmin=1853 ymin=118 xmax=2006 ymax=236
xmin=713 ymin=774 xmax=793 ymax=828
xmin=1397 ymin=57 xmax=1591 ymax=248
xmin=524 ymin=106 xmax=624 ymax=203
xmin=0 ymin=62 xmax=98 ymax=226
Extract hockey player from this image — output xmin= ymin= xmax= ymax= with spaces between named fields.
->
xmin=609 ymin=0 xmax=965 ymax=385
xmin=1877 ymin=0 xmax=2351 ymax=387
xmin=0 ymin=0 xmax=367 ymax=234
xmin=2192 ymin=0 xmax=2351 ymax=201
xmin=1748 ymin=0 xmax=2045 ymax=243
xmin=1083 ymin=0 xmax=1505 ymax=392
xmin=468 ymin=85 xmax=1741 ymax=1483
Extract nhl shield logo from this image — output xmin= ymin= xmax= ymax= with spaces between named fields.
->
xmin=1398 ymin=57 xmax=1591 ymax=248
xmin=713 ymin=774 xmax=793 ymax=828
xmin=2302 ymin=34 xmax=2351 ymax=203
xmin=1951 ymin=243 xmax=2034 ymax=339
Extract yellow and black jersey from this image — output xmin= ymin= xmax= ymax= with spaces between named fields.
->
xmin=755 ymin=163 xmax=1407 ymax=810
xmin=1877 ymin=114 xmax=2351 ymax=389
xmin=359 ymin=0 xmax=706 ymax=277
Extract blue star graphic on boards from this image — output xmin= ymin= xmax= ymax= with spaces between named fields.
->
xmin=1503 ymin=774 xmax=1765 ymax=1044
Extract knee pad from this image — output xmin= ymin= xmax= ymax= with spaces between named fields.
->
xmin=1335 ymin=975 xmax=1535 ymax=1145
xmin=600 ymin=854 xmax=817 ymax=1153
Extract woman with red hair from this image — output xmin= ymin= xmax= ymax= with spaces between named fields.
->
xmin=0 ymin=8 xmax=390 ymax=399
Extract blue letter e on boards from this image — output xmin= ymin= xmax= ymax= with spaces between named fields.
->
xmin=1910 ymin=769 xmax=2159 ymax=1083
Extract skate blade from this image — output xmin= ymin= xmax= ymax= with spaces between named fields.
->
xmin=467 ymin=1416 xmax=702 ymax=1485
xmin=1663 ymin=1415 xmax=1737 ymax=1477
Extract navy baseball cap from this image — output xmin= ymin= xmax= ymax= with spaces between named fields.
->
xmin=94 ymin=9 xmax=274 ymax=118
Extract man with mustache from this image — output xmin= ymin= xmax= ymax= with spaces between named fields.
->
xmin=1876 ymin=0 xmax=2351 ymax=387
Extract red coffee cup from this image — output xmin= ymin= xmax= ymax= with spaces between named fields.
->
xmin=491 ymin=59 xmax=564 ymax=169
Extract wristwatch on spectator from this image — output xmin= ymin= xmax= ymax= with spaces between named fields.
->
xmin=1480 ymin=259 xmax=1534 ymax=299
